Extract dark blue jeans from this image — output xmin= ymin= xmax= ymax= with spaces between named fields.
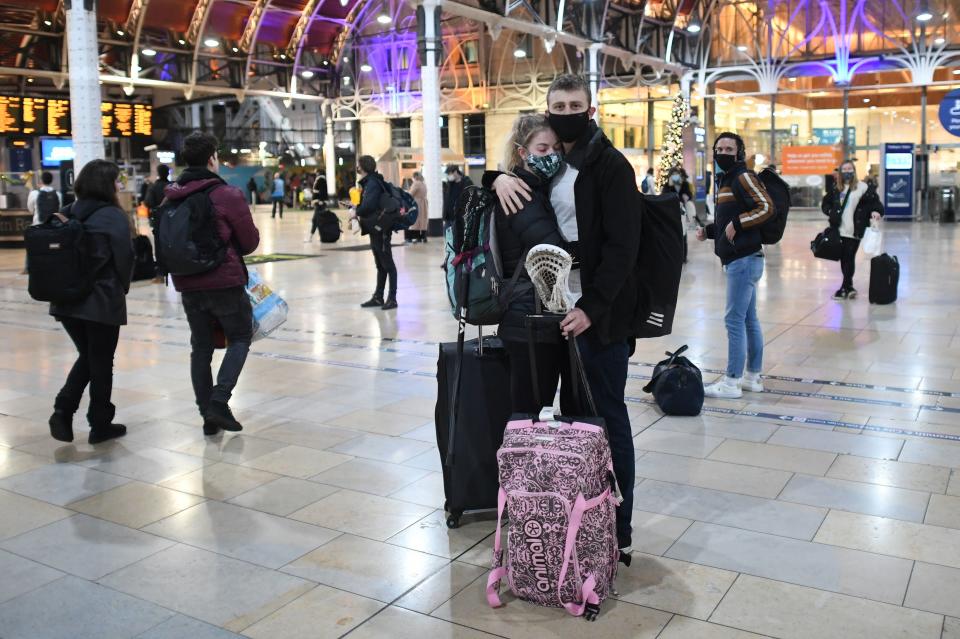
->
xmin=576 ymin=333 xmax=634 ymax=546
xmin=181 ymin=286 xmax=253 ymax=416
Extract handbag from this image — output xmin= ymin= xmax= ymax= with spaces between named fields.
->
xmin=861 ymin=221 xmax=882 ymax=257
xmin=245 ymin=267 xmax=288 ymax=341
xmin=642 ymin=345 xmax=704 ymax=416
xmin=811 ymin=226 xmax=843 ymax=261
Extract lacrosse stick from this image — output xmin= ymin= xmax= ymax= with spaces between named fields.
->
xmin=525 ymin=244 xmax=576 ymax=314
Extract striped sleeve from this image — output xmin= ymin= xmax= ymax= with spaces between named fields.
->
xmin=734 ymin=172 xmax=775 ymax=230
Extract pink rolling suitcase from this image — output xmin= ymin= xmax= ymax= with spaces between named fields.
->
xmin=487 ymin=319 xmax=622 ymax=620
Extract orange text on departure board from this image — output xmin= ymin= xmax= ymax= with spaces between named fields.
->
xmin=46 ymin=99 xmax=70 ymax=136
xmin=0 ymin=96 xmax=21 ymax=134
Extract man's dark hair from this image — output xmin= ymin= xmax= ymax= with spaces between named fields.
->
xmin=180 ymin=131 xmax=219 ymax=167
xmin=40 ymin=171 xmax=53 ymax=185
xmin=547 ymin=74 xmax=592 ymax=107
xmin=358 ymin=155 xmax=377 ymax=175
xmin=646 ymin=168 xmax=654 ymax=175
xmin=445 ymin=164 xmax=461 ymax=175
xmin=73 ymin=159 xmax=120 ymax=207
xmin=157 ymin=164 xmax=170 ymax=179
xmin=714 ymin=132 xmax=746 ymax=162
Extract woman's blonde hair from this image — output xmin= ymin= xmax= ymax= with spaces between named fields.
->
xmin=839 ymin=160 xmax=859 ymax=189
xmin=503 ymin=114 xmax=552 ymax=171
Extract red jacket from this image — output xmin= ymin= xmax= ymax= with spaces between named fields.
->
xmin=165 ymin=169 xmax=260 ymax=292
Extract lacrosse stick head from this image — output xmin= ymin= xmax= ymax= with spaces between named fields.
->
xmin=525 ymin=244 xmax=575 ymax=314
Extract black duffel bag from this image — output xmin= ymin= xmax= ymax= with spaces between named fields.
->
xmin=811 ymin=226 xmax=842 ymax=261
xmin=642 ymin=345 xmax=704 ymax=416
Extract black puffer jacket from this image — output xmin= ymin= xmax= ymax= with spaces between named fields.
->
xmin=493 ymin=168 xmax=567 ymax=343
xmin=821 ymin=182 xmax=885 ymax=239
xmin=355 ymin=172 xmax=396 ymax=235
xmin=49 ymin=199 xmax=134 ymax=326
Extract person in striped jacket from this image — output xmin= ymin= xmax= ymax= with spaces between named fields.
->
xmin=696 ymin=132 xmax=775 ymax=399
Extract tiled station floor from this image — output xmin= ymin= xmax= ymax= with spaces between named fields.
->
xmin=1 ymin=204 xmax=960 ymax=638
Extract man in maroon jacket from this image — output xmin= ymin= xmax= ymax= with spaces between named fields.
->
xmin=165 ymin=132 xmax=260 ymax=435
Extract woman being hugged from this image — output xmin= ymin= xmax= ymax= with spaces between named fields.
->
xmin=821 ymin=160 xmax=883 ymax=299
xmin=493 ymin=114 xmax=573 ymax=414
xmin=48 ymin=160 xmax=134 ymax=445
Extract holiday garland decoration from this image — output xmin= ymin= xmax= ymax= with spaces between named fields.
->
xmin=656 ymin=94 xmax=690 ymax=192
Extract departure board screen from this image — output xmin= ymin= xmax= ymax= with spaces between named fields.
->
xmin=0 ymin=96 xmax=22 ymax=134
xmin=46 ymin=98 xmax=71 ymax=136
xmin=0 ymin=96 xmax=153 ymax=137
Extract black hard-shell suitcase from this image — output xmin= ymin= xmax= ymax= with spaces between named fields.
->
xmin=435 ymin=334 xmax=512 ymax=528
xmin=869 ymin=253 xmax=899 ymax=304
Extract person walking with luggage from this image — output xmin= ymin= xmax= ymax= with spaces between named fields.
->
xmin=351 ymin=155 xmax=398 ymax=310
xmin=163 ymin=132 xmax=260 ymax=435
xmin=821 ymin=160 xmax=883 ymax=299
xmin=640 ymin=167 xmax=656 ymax=195
xmin=144 ymin=164 xmax=171 ymax=230
xmin=488 ymin=74 xmax=642 ymax=558
xmin=47 ymin=160 xmax=134 ymax=444
xmin=23 ymin=171 xmax=61 ymax=273
xmin=271 ymin=173 xmax=285 ymax=219
xmin=695 ymin=132 xmax=774 ymax=399
xmin=407 ymin=172 xmax=429 ymax=243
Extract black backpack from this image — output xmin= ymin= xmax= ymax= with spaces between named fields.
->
xmin=633 ymin=192 xmax=685 ymax=338
xmin=153 ymin=185 xmax=225 ymax=276
xmin=25 ymin=204 xmax=98 ymax=304
xmin=132 ymin=235 xmax=157 ymax=281
xmin=642 ymin=345 xmax=704 ymax=416
xmin=732 ymin=168 xmax=791 ymax=245
xmin=317 ymin=208 xmax=341 ymax=243
xmin=36 ymin=190 xmax=60 ymax=224
xmin=374 ymin=177 xmax=419 ymax=231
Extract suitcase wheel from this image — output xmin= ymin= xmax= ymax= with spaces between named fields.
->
xmin=445 ymin=511 xmax=462 ymax=529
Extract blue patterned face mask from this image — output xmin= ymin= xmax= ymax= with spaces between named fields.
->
xmin=526 ymin=152 xmax=563 ymax=180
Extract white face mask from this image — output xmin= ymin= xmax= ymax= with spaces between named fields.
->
xmin=446 ymin=173 xmax=456 ymax=182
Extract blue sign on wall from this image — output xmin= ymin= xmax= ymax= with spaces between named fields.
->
xmin=813 ymin=127 xmax=855 ymax=146
xmin=939 ymin=89 xmax=960 ymax=138
xmin=883 ymin=142 xmax=914 ymax=219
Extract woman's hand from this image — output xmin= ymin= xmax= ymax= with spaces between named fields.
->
xmin=696 ymin=227 xmax=706 ymax=242
xmin=725 ymin=222 xmax=736 ymax=241
xmin=492 ymin=174 xmax=533 ymax=215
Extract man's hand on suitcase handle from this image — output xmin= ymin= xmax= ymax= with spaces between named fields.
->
xmin=561 ymin=308 xmax=591 ymax=338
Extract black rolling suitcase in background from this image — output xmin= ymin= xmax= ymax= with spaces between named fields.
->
xmin=132 ymin=235 xmax=157 ymax=281
xmin=435 ymin=332 xmax=512 ymax=528
xmin=869 ymin=253 xmax=899 ymax=304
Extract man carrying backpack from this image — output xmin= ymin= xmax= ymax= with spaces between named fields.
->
xmin=696 ymin=132 xmax=774 ymax=399
xmin=350 ymin=155 xmax=398 ymax=310
xmin=162 ymin=132 xmax=260 ymax=435
xmin=640 ymin=168 xmax=655 ymax=195
xmin=24 ymin=171 xmax=61 ymax=273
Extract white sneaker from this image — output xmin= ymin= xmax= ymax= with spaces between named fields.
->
xmin=742 ymin=372 xmax=764 ymax=393
xmin=704 ymin=376 xmax=743 ymax=399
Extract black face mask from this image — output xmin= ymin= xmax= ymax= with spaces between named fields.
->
xmin=548 ymin=111 xmax=591 ymax=143
xmin=715 ymin=154 xmax=737 ymax=173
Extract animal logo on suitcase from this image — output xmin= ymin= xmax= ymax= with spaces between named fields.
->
xmin=487 ymin=417 xmax=620 ymax=620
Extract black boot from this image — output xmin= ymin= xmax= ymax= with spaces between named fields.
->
xmin=202 ymin=416 xmax=221 ymax=436
xmin=88 ymin=423 xmax=127 ymax=445
xmin=206 ymin=401 xmax=242 ymax=432
xmin=360 ymin=295 xmax=384 ymax=308
xmin=381 ymin=298 xmax=398 ymax=310
xmin=48 ymin=409 xmax=74 ymax=443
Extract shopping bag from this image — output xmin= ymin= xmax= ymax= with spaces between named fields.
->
xmin=245 ymin=267 xmax=288 ymax=341
xmin=861 ymin=222 xmax=882 ymax=257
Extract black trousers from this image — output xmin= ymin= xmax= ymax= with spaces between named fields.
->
xmin=55 ymin=317 xmax=121 ymax=426
xmin=502 ymin=339 xmax=579 ymax=415
xmin=271 ymin=196 xmax=284 ymax=218
xmin=369 ymin=228 xmax=397 ymax=299
xmin=840 ymin=236 xmax=860 ymax=290
xmin=181 ymin=286 xmax=254 ymax=415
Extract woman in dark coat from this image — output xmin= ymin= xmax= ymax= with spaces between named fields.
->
xmin=487 ymin=114 xmax=573 ymax=414
xmin=48 ymin=160 xmax=134 ymax=444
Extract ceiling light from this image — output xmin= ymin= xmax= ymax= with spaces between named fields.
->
xmin=240 ymin=148 xmax=251 ymax=154
xmin=686 ymin=20 xmax=701 ymax=33
xmin=513 ymin=48 xmax=527 ymax=58
xmin=117 ymin=30 xmax=125 ymax=36
xmin=232 ymin=47 xmax=239 ymax=53
xmin=737 ymin=45 xmax=748 ymax=52
xmin=123 ymin=85 xmax=135 ymax=96
xmin=204 ymin=38 xmax=219 ymax=48
xmin=301 ymin=70 xmax=314 ymax=78
xmin=377 ymin=13 xmax=391 ymax=24
xmin=322 ymin=60 xmax=329 ymax=66
xmin=26 ymin=77 xmax=33 ymax=83
xmin=744 ymin=98 xmax=754 ymax=104
xmin=340 ymin=0 xmax=349 ymax=5
xmin=870 ymin=105 xmax=877 ymax=110
xmin=43 ymin=19 xmax=52 ymax=26
xmin=178 ymin=38 xmax=186 ymax=45
xmin=231 ymin=148 xmax=238 ymax=153
xmin=934 ymin=37 xmax=945 ymax=44
xmin=311 ymin=143 xmax=321 ymax=149
xmin=954 ymin=69 xmax=960 ymax=75
xmin=863 ymin=98 xmax=870 ymax=103
xmin=343 ymin=76 xmax=351 ymax=84
xmin=916 ymin=10 xmax=933 ymax=21
xmin=788 ymin=77 xmax=797 ymax=82
xmin=279 ymin=53 xmax=287 ymax=60
xmin=343 ymin=56 xmax=349 ymax=63
xmin=142 ymin=48 xmax=157 ymax=57
xmin=360 ymin=63 xmax=372 ymax=72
